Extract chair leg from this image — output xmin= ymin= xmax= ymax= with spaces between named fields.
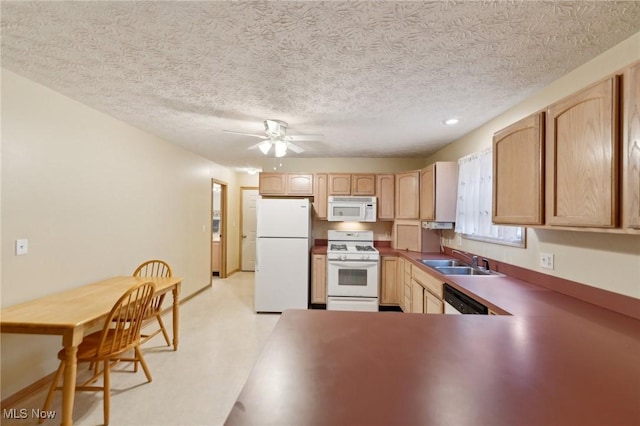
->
xmin=134 ymin=345 xmax=153 ymax=383
xmin=103 ymin=359 xmax=110 ymax=425
xmin=156 ymin=314 xmax=171 ymax=346
xmin=40 ymin=361 xmax=65 ymax=424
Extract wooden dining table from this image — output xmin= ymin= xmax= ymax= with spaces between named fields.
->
xmin=0 ymin=275 xmax=183 ymax=426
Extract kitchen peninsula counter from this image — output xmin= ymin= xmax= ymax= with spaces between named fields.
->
xmin=227 ymin=248 xmax=640 ymax=425
xmin=226 ymin=309 xmax=640 ymax=426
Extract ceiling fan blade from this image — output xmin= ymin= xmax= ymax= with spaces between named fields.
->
xmin=287 ymin=142 xmax=305 ymax=153
xmin=222 ymin=130 xmax=266 ymax=138
xmin=285 ymin=134 xmax=324 ymax=142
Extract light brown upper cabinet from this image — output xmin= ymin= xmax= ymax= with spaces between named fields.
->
xmin=259 ymin=173 xmax=286 ymax=195
xmin=328 ymin=173 xmax=376 ymax=196
xmin=493 ymin=112 xmax=545 ymax=225
xmin=623 ymin=61 xmax=640 ymax=229
xmin=376 ymin=174 xmax=395 ymax=220
xmin=328 ymin=174 xmax=351 ymax=195
xmin=546 ymin=76 xmax=620 ymax=228
xmin=313 ymin=173 xmax=328 ymax=220
xmin=395 ymin=170 xmax=420 ymax=219
xmin=351 ymin=174 xmax=376 ymax=195
xmin=419 ymin=162 xmax=458 ymax=222
xmin=259 ymin=173 xmax=314 ymax=196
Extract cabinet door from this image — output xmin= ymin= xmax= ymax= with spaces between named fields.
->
xmin=546 ymin=77 xmax=620 ymax=227
xmin=395 ymin=257 xmax=405 ymax=311
xmin=313 ymin=173 xmax=328 ymax=220
xmin=420 ymin=165 xmax=435 ymax=221
xmin=380 ymin=256 xmax=398 ymax=305
xmin=351 ymin=174 xmax=376 ymax=195
xmin=259 ymin=173 xmax=286 ymax=195
xmin=287 ymin=174 xmax=314 ymax=195
xmin=376 ymin=174 xmax=395 ymax=220
xmin=393 ymin=220 xmax=421 ymax=251
xmin=424 ymin=290 xmax=443 ymax=314
xmin=395 ymin=171 xmax=420 ymax=219
xmin=410 ymin=279 xmax=424 ymax=314
xmin=311 ymin=254 xmax=327 ymax=304
xmin=623 ymin=61 xmax=640 ymax=229
xmin=328 ymin=174 xmax=351 ymax=195
xmin=493 ymin=112 xmax=545 ymax=225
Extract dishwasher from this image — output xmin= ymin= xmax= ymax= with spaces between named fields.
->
xmin=443 ymin=283 xmax=488 ymax=314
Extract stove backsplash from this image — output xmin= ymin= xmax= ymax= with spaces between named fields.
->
xmin=312 ymin=220 xmax=393 ymax=245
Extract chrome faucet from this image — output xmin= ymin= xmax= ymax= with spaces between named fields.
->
xmin=452 ymin=250 xmax=478 ymax=268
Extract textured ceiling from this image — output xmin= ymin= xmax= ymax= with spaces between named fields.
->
xmin=2 ymin=1 xmax=640 ymax=171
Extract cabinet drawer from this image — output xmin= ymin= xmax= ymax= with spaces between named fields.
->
xmin=404 ymin=261 xmax=412 ymax=275
xmin=412 ymin=266 xmax=444 ymax=299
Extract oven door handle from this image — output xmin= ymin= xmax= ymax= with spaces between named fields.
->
xmin=328 ymin=260 xmax=378 ymax=268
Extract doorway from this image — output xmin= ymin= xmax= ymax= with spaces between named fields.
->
xmin=211 ymin=179 xmax=228 ymax=281
xmin=240 ymin=187 xmax=259 ymax=271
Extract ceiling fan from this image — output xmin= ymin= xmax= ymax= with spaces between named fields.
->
xmin=222 ymin=119 xmax=323 ymax=157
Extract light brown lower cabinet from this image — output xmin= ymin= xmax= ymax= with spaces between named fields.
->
xmin=424 ymin=290 xmax=444 ymax=314
xmin=211 ymin=241 xmax=221 ymax=272
xmin=380 ymin=256 xmax=398 ymax=305
xmin=396 ymin=257 xmax=406 ymax=311
xmin=410 ymin=279 xmax=424 ymax=314
xmin=412 ymin=263 xmax=445 ymax=314
xmin=311 ymin=254 xmax=327 ymax=304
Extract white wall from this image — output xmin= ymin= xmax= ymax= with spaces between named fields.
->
xmin=0 ymin=69 xmax=242 ymax=397
xmin=428 ymin=32 xmax=640 ymax=299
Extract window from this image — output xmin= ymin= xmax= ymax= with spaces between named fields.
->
xmin=455 ymin=149 xmax=525 ymax=247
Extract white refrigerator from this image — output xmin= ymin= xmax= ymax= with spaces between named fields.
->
xmin=255 ymin=197 xmax=311 ymax=312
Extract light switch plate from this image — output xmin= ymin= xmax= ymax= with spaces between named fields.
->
xmin=16 ymin=239 xmax=28 ymax=256
xmin=540 ymin=252 xmax=554 ymax=270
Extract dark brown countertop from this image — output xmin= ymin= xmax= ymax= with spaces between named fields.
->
xmin=226 ymin=310 xmax=640 ymax=426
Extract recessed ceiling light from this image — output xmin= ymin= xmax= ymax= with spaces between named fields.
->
xmin=443 ymin=118 xmax=459 ymax=125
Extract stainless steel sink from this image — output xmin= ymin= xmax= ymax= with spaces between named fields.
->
xmin=434 ymin=266 xmax=487 ymax=275
xmin=420 ymin=259 xmax=469 ymax=268
xmin=434 ymin=266 xmax=502 ymax=276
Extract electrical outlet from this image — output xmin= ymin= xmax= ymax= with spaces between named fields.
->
xmin=540 ymin=252 xmax=554 ymax=270
xmin=15 ymin=239 xmax=28 ymax=256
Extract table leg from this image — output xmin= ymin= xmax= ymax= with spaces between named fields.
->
xmin=172 ymin=283 xmax=180 ymax=351
xmin=61 ymin=329 xmax=83 ymax=426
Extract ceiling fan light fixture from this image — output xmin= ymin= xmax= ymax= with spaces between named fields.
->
xmin=274 ymin=140 xmax=287 ymax=157
xmin=258 ymin=140 xmax=272 ymax=155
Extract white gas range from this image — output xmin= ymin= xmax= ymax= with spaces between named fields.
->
xmin=326 ymin=230 xmax=380 ymax=312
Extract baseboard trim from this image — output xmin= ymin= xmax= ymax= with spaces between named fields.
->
xmin=1 ymin=371 xmax=57 ymax=410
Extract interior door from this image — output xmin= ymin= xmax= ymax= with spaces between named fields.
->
xmin=241 ymin=188 xmax=259 ymax=271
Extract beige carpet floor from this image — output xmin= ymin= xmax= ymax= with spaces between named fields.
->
xmin=2 ymin=272 xmax=280 ymax=426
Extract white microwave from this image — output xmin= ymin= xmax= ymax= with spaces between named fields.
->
xmin=328 ymin=196 xmax=377 ymax=222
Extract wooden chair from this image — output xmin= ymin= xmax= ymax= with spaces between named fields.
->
xmin=41 ymin=281 xmax=155 ymax=425
xmin=133 ymin=260 xmax=172 ymax=346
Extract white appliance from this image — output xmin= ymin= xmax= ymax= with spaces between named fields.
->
xmin=255 ymin=197 xmax=311 ymax=313
xmin=328 ymin=196 xmax=377 ymax=222
xmin=326 ymin=230 xmax=379 ymax=312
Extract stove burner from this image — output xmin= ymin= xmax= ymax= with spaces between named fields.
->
xmin=330 ymin=244 xmax=348 ymax=251
xmin=355 ymin=245 xmax=375 ymax=252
